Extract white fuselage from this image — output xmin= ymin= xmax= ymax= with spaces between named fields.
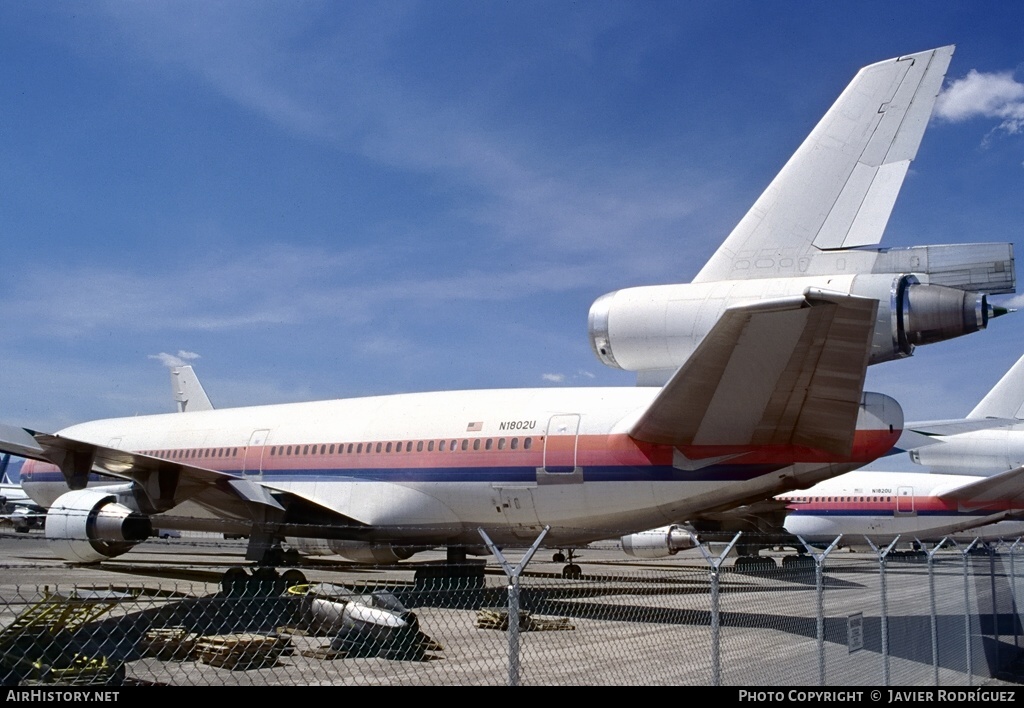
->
xmin=21 ymin=386 xmax=899 ymax=549
xmin=781 ymin=470 xmax=1024 ymax=544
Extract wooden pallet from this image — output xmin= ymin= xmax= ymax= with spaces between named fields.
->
xmin=476 ymin=608 xmax=575 ymax=631
xmin=195 ymin=632 xmax=292 ymax=670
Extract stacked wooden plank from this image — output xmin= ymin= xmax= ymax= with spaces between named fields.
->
xmin=475 ymin=608 xmax=575 ymax=631
xmin=140 ymin=627 xmax=200 ymax=661
xmin=195 ymin=632 xmax=292 ymax=670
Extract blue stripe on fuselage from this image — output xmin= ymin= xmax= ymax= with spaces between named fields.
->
xmin=23 ymin=462 xmax=788 ymax=484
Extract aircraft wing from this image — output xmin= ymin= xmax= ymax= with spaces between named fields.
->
xmin=0 ymin=424 xmax=369 ymax=535
xmin=694 ymin=46 xmax=954 ymax=283
xmin=629 ymin=291 xmax=878 ymax=456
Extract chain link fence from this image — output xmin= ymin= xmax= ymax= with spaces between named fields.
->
xmin=2 ymin=533 xmax=1023 ymax=686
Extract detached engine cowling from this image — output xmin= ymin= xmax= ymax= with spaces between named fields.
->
xmin=45 ymin=489 xmax=153 ymax=563
xmin=286 ymin=537 xmax=418 ymax=564
xmin=621 ymin=525 xmax=698 ymax=559
xmin=589 ymin=272 xmax=1002 ymax=375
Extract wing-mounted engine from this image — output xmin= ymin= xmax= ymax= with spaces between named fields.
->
xmin=45 ymin=489 xmax=153 ymax=563
xmin=590 ymin=244 xmax=1014 ymax=380
xmin=285 ymin=537 xmax=418 ymax=564
xmin=620 ymin=524 xmax=698 ymax=559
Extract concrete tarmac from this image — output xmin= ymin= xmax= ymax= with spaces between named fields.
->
xmin=1 ymin=527 xmax=1022 ymax=687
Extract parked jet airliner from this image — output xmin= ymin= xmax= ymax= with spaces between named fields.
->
xmin=1 ymin=46 xmax=1015 ymax=584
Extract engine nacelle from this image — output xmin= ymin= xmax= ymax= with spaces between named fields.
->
xmin=45 ymin=489 xmax=153 ymax=563
xmin=285 ymin=537 xmax=418 ymax=564
xmin=620 ymin=525 xmax=698 ymax=559
xmin=589 ymin=272 xmax=998 ymax=375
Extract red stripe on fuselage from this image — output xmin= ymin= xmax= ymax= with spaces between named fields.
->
xmin=20 ymin=427 xmax=898 ymax=479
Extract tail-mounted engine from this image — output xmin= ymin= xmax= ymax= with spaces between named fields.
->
xmin=45 ymin=489 xmax=153 ymax=563
xmin=590 ymin=243 xmax=1013 ymax=377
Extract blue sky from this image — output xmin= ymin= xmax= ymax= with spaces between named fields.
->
xmin=1 ymin=2 xmax=1023 ymax=446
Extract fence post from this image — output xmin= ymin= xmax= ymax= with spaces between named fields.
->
xmin=991 ymin=541 xmax=1004 ymax=673
xmin=1011 ymin=539 xmax=1022 ymax=652
xmin=865 ymin=536 xmax=900 ymax=686
xmin=950 ymin=538 xmax=980 ymax=686
xmin=696 ymin=532 xmax=741 ymax=686
xmin=478 ymin=526 xmax=549 ymax=687
xmin=797 ymin=534 xmax=842 ymax=686
xmin=922 ymin=537 xmax=949 ymax=686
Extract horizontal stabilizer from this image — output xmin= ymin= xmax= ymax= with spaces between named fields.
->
xmin=938 ymin=465 xmax=1024 ymax=510
xmin=629 ymin=292 xmax=878 ymax=455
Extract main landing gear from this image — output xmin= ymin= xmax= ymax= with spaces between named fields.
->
xmin=732 ymin=554 xmax=777 ymax=571
xmin=552 ymin=549 xmax=583 ymax=579
xmin=220 ymin=566 xmax=308 ymax=596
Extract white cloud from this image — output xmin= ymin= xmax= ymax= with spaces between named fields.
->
xmin=542 ymin=373 xmax=565 ymax=383
xmin=996 ymin=293 xmax=1024 ymax=311
xmin=936 ymin=69 xmax=1024 ymax=139
xmin=149 ymin=351 xmax=201 ymax=368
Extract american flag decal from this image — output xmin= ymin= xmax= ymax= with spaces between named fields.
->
xmin=466 ymin=421 xmax=483 ymax=432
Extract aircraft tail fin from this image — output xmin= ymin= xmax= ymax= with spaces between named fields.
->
xmin=171 ymin=365 xmax=215 ymax=413
xmin=694 ymin=46 xmax=954 ymax=283
xmin=968 ymin=353 xmax=1024 ymax=420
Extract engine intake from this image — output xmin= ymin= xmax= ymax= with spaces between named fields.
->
xmin=620 ymin=525 xmax=698 ymax=559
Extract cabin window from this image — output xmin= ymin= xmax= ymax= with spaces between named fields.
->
xmin=485 ymin=439 xmax=493 ymax=450
xmin=427 ymin=441 xmax=434 ymax=452
xmin=511 ymin=438 xmax=519 ymax=450
xmin=497 ymin=438 xmax=505 ymax=450
xmin=473 ymin=439 xmax=481 ymax=451
xmin=524 ymin=438 xmax=533 ymax=450
xmin=417 ymin=441 xmax=423 ymax=452
xmin=461 ymin=439 xmax=469 ymax=451
xmin=376 ymin=442 xmax=382 ymax=453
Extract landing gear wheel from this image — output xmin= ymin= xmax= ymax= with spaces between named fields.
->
xmin=281 ymin=568 xmax=307 ymax=591
xmin=735 ymin=555 xmax=777 ymax=571
xmin=252 ymin=567 xmax=282 ymax=596
xmin=222 ymin=567 xmax=249 ymax=596
xmin=562 ymin=563 xmax=583 ymax=579
xmin=552 ymin=552 xmax=566 ymax=563
xmin=782 ymin=554 xmax=814 ymax=569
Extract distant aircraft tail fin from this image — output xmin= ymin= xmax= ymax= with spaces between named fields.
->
xmin=968 ymin=353 xmax=1024 ymax=420
xmin=170 ymin=365 xmax=215 ymax=412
